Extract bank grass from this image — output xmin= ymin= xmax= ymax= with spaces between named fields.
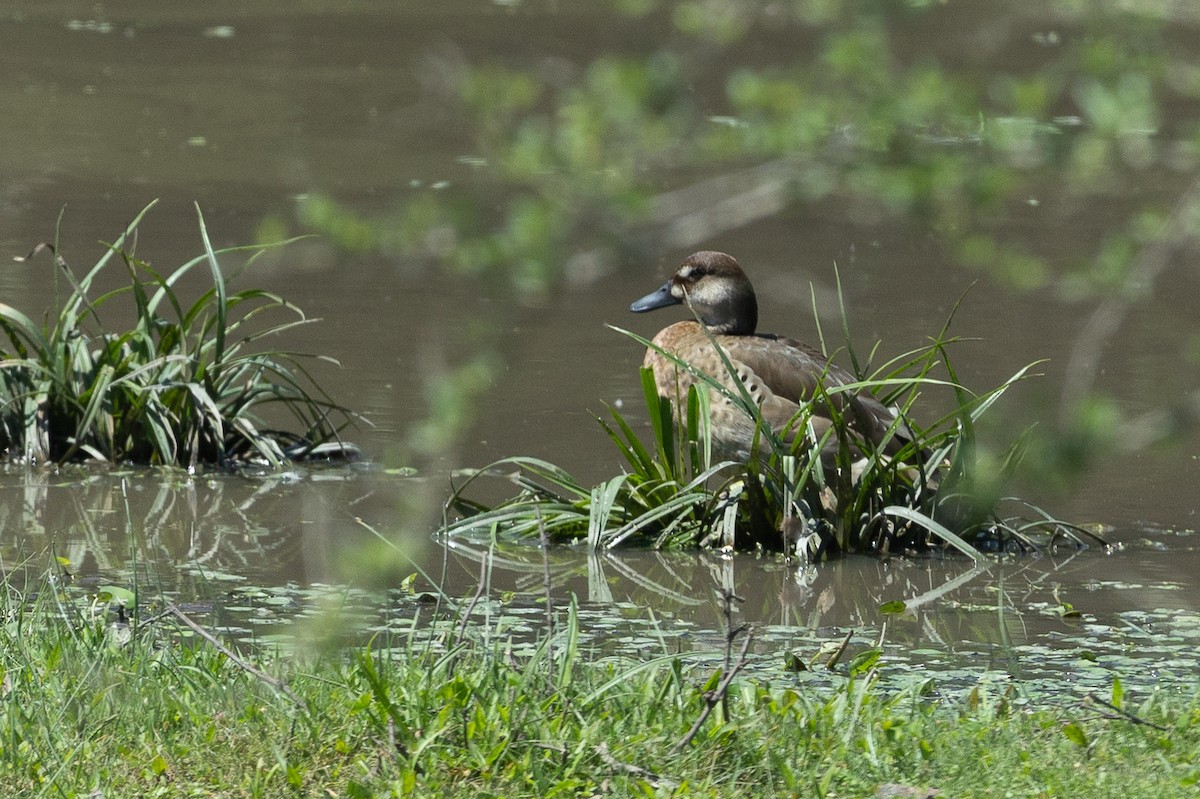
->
xmin=445 ymin=306 xmax=1091 ymax=557
xmin=1 ymin=568 xmax=1196 ymax=798
xmin=0 ymin=201 xmax=353 ymax=469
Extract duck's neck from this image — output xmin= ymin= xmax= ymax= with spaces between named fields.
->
xmin=697 ymin=293 xmax=757 ymax=336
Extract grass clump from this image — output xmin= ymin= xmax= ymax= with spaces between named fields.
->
xmin=0 ymin=202 xmax=352 ymax=469
xmin=1 ymin=570 xmax=1195 ymax=797
xmin=444 ymin=301 xmax=1094 ymax=558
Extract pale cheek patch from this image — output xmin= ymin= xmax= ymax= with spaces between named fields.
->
xmin=697 ymin=283 xmax=733 ymax=307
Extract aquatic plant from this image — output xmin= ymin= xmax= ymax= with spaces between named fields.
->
xmin=0 ymin=201 xmax=352 ymax=469
xmin=443 ymin=299 xmax=1094 ymax=557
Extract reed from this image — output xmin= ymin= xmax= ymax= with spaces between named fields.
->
xmin=0 ymin=202 xmax=352 ymax=469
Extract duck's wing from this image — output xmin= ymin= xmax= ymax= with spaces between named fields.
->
xmin=722 ymin=334 xmax=915 ymax=456
xmin=644 ymin=326 xmax=918 ymax=459
xmin=720 ymin=334 xmax=851 ymax=405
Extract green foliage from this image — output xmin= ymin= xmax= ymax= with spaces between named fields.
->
xmin=0 ymin=202 xmax=351 ymax=468
xmin=1 ymin=569 xmax=1196 ymax=797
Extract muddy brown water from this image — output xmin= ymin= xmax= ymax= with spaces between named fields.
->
xmin=2 ymin=3 xmax=1199 ymax=691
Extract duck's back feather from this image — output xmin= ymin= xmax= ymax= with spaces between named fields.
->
xmin=644 ymin=321 xmax=908 ymax=460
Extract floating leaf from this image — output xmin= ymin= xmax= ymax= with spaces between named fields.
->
xmin=1057 ymin=602 xmax=1082 ymax=618
xmin=879 ymin=600 xmax=907 ymax=615
xmin=97 ymin=585 xmax=136 ymax=607
xmin=848 ymin=648 xmax=882 ymax=676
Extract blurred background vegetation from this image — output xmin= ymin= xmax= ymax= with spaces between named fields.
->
xmin=282 ymin=0 xmax=1200 ymax=495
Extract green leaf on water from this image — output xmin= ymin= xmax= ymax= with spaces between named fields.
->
xmin=1111 ymin=677 xmax=1124 ymax=709
xmin=1062 ymin=722 xmax=1089 ymax=748
xmin=849 ymin=648 xmax=882 ymax=676
xmin=97 ymin=585 xmax=136 ymax=607
xmin=201 ymin=571 xmax=247 ymax=582
xmin=879 ymin=600 xmax=907 ymax=614
xmin=1057 ymin=602 xmax=1082 ymax=618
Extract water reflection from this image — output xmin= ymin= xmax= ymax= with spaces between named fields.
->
xmin=0 ymin=466 xmax=430 ymax=586
xmin=3 ymin=463 xmax=1197 ymax=695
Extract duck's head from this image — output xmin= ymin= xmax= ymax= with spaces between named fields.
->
xmin=630 ymin=251 xmax=758 ymax=335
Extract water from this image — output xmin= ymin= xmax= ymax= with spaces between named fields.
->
xmin=2 ymin=2 xmax=1199 ymax=689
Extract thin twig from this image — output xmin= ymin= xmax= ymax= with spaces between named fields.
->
xmin=167 ymin=602 xmax=307 ymax=711
xmin=674 ymin=631 xmax=753 ymax=752
xmin=1083 ymin=693 xmax=1169 ymax=732
xmin=673 ymin=589 xmax=752 ymax=752
xmin=718 ymin=588 xmax=745 ymax=723
xmin=454 ymin=552 xmax=489 ymax=647
xmin=595 ymin=742 xmax=676 ymax=789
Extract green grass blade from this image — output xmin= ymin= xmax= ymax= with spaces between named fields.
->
xmin=883 ymin=505 xmax=981 ymax=563
xmin=194 ymin=204 xmax=228 ymax=373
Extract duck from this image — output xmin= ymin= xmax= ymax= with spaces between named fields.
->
xmin=629 ymin=251 xmax=917 ymax=466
